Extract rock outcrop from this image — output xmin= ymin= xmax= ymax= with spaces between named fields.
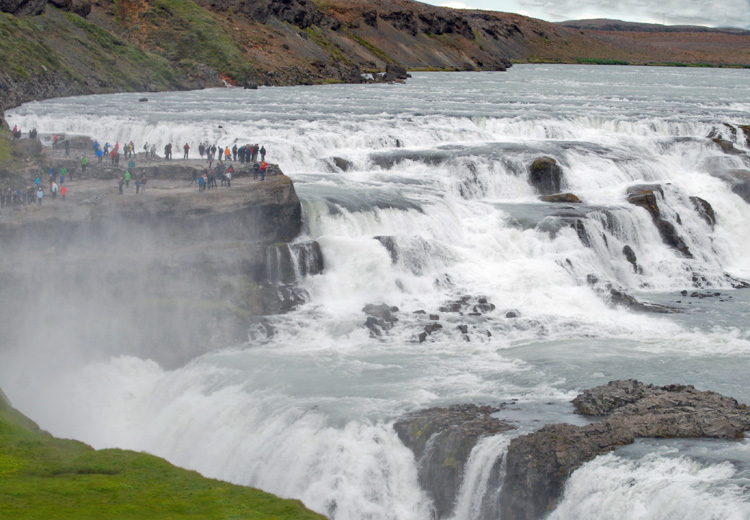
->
xmin=0 ymin=0 xmax=46 ymax=15
xmin=499 ymin=380 xmax=750 ymax=520
xmin=528 ymin=157 xmax=562 ymax=195
xmin=394 ymin=404 xmax=514 ymax=519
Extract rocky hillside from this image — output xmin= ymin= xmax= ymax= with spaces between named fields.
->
xmin=3 ymin=0 xmax=750 ymax=114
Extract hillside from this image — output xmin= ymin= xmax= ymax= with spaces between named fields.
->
xmin=0 ymin=388 xmax=325 ymax=519
xmin=3 ymin=0 xmax=750 ymax=115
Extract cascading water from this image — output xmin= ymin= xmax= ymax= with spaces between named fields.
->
xmin=4 ymin=65 xmax=750 ymax=519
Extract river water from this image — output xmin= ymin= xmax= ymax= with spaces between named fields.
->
xmin=4 ymin=65 xmax=750 ymax=519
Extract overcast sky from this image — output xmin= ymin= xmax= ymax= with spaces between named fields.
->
xmin=419 ymin=0 xmax=750 ymax=28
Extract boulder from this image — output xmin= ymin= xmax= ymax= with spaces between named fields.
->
xmin=394 ymin=404 xmax=514 ymax=519
xmin=499 ymin=380 xmax=750 ymax=520
xmin=528 ymin=157 xmax=562 ymax=195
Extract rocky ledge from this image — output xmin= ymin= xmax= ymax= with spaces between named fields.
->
xmin=393 ymin=381 xmax=750 ymax=520
xmin=0 ymin=154 xmax=323 ymax=367
xmin=499 ymin=380 xmax=750 ymax=520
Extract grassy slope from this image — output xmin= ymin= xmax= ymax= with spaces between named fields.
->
xmin=0 ymin=7 xmax=182 ymax=89
xmin=0 ymin=394 xmax=325 ymax=520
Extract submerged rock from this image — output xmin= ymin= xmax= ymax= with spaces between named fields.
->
xmin=499 ymin=380 xmax=750 ymax=520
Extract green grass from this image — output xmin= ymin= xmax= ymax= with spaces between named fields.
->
xmin=128 ymin=0 xmax=256 ymax=83
xmin=0 ymin=395 xmax=325 ymax=519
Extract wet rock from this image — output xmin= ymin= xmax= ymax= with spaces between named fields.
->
xmin=689 ymin=196 xmax=716 ymax=228
xmin=626 ymin=185 xmax=691 ymax=258
xmin=383 ymin=63 xmax=410 ymax=82
xmin=456 ymin=324 xmax=468 ymax=334
xmin=374 ymin=236 xmax=398 ymax=263
xmin=732 ymin=181 xmax=750 ymax=204
xmin=622 ymin=245 xmax=639 ymax=273
xmin=394 ymin=404 xmax=514 ymax=519
xmin=626 ymin=184 xmax=663 ymax=220
xmin=529 ymin=157 xmax=562 ymax=195
xmin=429 ymin=314 xmax=440 ymax=321
xmin=712 ymin=138 xmax=743 ymax=155
xmin=499 ymin=380 xmax=750 ymax=520
xmin=539 ymin=193 xmax=581 ymax=203
xmin=139 ymin=97 xmax=148 ymax=102
xmin=332 ymin=156 xmax=354 ymax=172
xmin=473 ymin=302 xmax=495 ymax=313
xmin=424 ymin=322 xmax=443 ymax=334
xmin=505 ymin=310 xmax=520 ymax=318
xmin=363 ymin=303 xmax=398 ymax=336
xmin=608 ymin=287 xmax=678 ymax=313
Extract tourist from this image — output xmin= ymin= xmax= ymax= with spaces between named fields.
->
xmin=96 ymin=148 xmax=104 ymax=163
xmin=260 ymin=145 xmax=266 ymax=161
xmin=128 ymin=159 xmax=135 ymax=171
xmin=183 ymin=143 xmax=190 ymax=160
xmin=60 ymin=185 xmax=67 ymax=201
xmin=198 ymin=174 xmax=205 ymax=192
xmin=150 ymin=144 xmax=156 ymax=158
xmin=260 ymin=161 xmax=267 ymax=181
xmin=34 ymin=175 xmax=41 ymax=187
xmin=226 ymin=167 xmax=232 ymax=187
xmin=140 ymin=175 xmax=147 ymax=194
xmin=118 ymin=175 xmax=124 ymax=195
xmin=199 ymin=143 xmax=205 ymax=158
xmin=29 ymin=128 xmax=37 ymax=139
xmin=60 ymin=167 xmax=66 ymax=184
xmin=232 ymin=144 xmax=238 ymax=162
xmin=124 ymin=170 xmax=131 ymax=188
xmin=53 ymin=135 xmax=58 ymax=149
xmin=253 ymin=162 xmax=259 ymax=180
xmin=135 ymin=177 xmax=141 ymax=194
xmin=36 ymin=186 xmax=44 ymax=205
xmin=64 ymin=139 xmax=70 ymax=156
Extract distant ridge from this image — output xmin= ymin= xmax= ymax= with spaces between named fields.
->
xmin=559 ymin=18 xmax=750 ymax=35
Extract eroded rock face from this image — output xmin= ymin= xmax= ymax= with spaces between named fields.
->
xmin=529 ymin=157 xmax=562 ymax=195
xmin=0 ymin=0 xmax=46 ymax=15
xmin=394 ymin=404 xmax=514 ymax=519
xmin=499 ymin=380 xmax=750 ymax=520
xmin=626 ymin=184 xmax=692 ymax=258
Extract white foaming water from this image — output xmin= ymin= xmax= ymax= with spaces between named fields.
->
xmin=5 ymin=65 xmax=750 ymax=519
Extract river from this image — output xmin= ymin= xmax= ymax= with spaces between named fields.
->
xmin=4 ymin=65 xmax=750 ymax=519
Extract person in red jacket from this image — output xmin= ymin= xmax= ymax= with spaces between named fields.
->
xmin=183 ymin=143 xmax=190 ymax=160
xmin=259 ymin=161 xmax=267 ymax=181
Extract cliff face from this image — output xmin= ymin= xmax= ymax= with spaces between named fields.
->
xmin=0 ymin=156 xmax=322 ymax=368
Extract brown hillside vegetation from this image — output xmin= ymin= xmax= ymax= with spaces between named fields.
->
xmin=2 ymin=0 xmax=750 ymax=113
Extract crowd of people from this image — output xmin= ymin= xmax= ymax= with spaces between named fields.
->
xmin=1 ymin=131 xmax=271 ymax=210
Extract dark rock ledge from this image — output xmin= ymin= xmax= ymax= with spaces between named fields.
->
xmin=499 ymin=380 xmax=750 ymax=520
xmin=393 ymin=381 xmax=750 ymax=520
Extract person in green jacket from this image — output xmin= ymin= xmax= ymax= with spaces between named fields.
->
xmin=80 ymin=156 xmax=88 ymax=177
xmin=124 ymin=170 xmax=131 ymax=188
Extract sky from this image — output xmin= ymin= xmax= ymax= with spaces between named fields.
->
xmin=418 ymin=0 xmax=750 ymax=28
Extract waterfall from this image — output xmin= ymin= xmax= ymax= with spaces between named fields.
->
xmin=4 ymin=66 xmax=750 ymax=520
